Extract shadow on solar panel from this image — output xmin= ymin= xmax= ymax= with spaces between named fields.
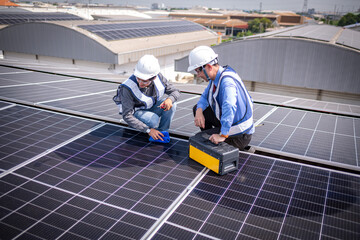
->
xmin=47 ymin=127 xmax=198 ymax=172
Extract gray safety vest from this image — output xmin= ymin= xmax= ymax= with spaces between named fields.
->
xmin=113 ymin=74 xmax=165 ymax=113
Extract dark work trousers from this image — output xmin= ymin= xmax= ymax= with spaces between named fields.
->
xmin=193 ymin=105 xmax=252 ymax=151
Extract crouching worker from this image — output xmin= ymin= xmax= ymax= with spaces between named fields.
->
xmin=188 ymin=46 xmax=255 ymax=152
xmin=113 ymin=55 xmax=180 ymax=141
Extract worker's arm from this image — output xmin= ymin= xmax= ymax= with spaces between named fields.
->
xmin=121 ymin=87 xmax=151 ymax=133
xmin=194 ymin=108 xmax=205 ymax=129
xmin=208 ymin=79 xmax=237 ymax=145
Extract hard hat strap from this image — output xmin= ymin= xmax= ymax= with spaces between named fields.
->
xmin=203 ymin=66 xmax=211 ymax=82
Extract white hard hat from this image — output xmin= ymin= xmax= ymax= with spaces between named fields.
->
xmin=134 ymin=55 xmax=160 ymax=80
xmin=187 ymin=46 xmax=218 ymax=72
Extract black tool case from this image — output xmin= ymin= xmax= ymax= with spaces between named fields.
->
xmin=189 ymin=132 xmax=239 ymax=175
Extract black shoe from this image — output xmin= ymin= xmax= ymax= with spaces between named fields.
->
xmin=244 ymin=146 xmax=255 ymax=153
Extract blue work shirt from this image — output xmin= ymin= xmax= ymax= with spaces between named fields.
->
xmin=196 ymin=66 xmax=254 ymax=136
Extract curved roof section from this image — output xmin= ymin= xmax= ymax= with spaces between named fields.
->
xmin=175 ymin=37 xmax=360 ymax=95
xmin=78 ymin=20 xmax=206 ymax=41
xmin=0 ymin=12 xmax=83 ymax=25
xmin=0 ymin=22 xmax=117 ymax=63
xmin=243 ymin=24 xmax=360 ymax=51
xmin=275 ymin=24 xmax=339 ymax=41
xmin=0 ymin=19 xmax=218 ymax=65
xmin=336 ymin=29 xmax=360 ymax=50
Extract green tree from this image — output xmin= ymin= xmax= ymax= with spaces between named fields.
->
xmin=248 ymin=18 xmax=261 ymax=33
xmin=337 ymin=13 xmax=357 ymax=26
xmin=248 ymin=18 xmax=273 ymax=33
xmin=260 ymin=17 xmax=273 ymax=30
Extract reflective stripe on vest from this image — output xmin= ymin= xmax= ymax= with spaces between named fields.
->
xmin=121 ymin=75 xmax=165 ymax=111
xmin=208 ymin=68 xmax=253 ymax=135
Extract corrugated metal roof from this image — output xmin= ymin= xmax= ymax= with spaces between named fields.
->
xmin=336 ymin=28 xmax=360 ymax=50
xmin=275 ymin=24 xmax=340 ymax=42
xmin=241 ymin=24 xmax=360 ymax=51
xmin=0 ymin=19 xmax=219 ymax=65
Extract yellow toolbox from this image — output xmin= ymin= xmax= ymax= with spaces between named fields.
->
xmin=189 ymin=132 xmax=239 ymax=175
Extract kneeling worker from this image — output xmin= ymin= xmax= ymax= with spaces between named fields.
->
xmin=114 ymin=55 xmax=180 ymax=141
xmin=188 ymin=46 xmax=254 ymax=151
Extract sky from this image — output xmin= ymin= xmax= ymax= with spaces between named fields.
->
xmin=65 ymin=0 xmax=360 ymax=13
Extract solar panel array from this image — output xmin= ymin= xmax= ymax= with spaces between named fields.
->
xmin=0 ymin=62 xmax=359 ymax=239
xmin=78 ymin=20 xmax=205 ymax=41
xmin=0 ymin=12 xmax=83 ymax=25
xmin=1 ymin=66 xmax=359 ymax=170
xmin=1 ymin=110 xmax=359 ymax=239
xmin=252 ymin=105 xmax=360 ymax=168
xmin=0 ymin=111 xmax=205 ymax=239
xmin=2 ymin=60 xmax=358 ymax=117
xmin=0 ymin=59 xmax=126 ymax=83
xmin=156 ymin=153 xmax=360 ymax=239
xmin=0 ymin=105 xmax=100 ymax=171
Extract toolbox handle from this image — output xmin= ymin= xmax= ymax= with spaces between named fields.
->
xmin=200 ymin=132 xmax=225 ymax=147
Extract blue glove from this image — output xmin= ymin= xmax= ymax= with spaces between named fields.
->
xmin=149 ymin=131 xmax=170 ymax=143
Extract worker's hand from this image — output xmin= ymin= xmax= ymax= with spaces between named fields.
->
xmin=148 ymin=128 xmax=164 ymax=141
xmin=194 ymin=108 xmax=205 ymax=129
xmin=209 ymin=134 xmax=226 ymax=145
xmin=159 ymin=99 xmax=172 ymax=111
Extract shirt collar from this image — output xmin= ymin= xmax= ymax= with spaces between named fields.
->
xmin=213 ymin=66 xmax=224 ymax=87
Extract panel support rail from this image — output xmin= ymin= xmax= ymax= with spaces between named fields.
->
xmin=141 ymin=168 xmax=210 ymax=240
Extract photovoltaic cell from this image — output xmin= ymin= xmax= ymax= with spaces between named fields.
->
xmin=0 ymin=78 xmax=116 ymax=103
xmin=0 ymin=65 xmax=358 ymax=171
xmin=171 ymin=93 xmax=200 ymax=136
xmin=0 ymin=12 xmax=83 ymax=25
xmin=0 ymin=100 xmax=12 ymax=109
xmin=78 ymin=20 xmax=205 ymax=41
xmin=285 ymin=98 xmax=360 ymax=116
xmin=0 ymin=105 xmax=100 ymax=171
xmin=253 ymin=103 xmax=275 ymax=122
xmin=155 ymin=153 xmax=360 ymax=239
xmin=251 ymin=107 xmax=360 ymax=168
xmin=44 ymin=91 xmax=120 ymax=120
xmin=0 ymin=124 xmax=204 ymax=239
xmin=0 ymin=70 xmax=69 ymax=86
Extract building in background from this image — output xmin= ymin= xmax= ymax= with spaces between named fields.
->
xmin=0 ymin=11 xmax=219 ymax=81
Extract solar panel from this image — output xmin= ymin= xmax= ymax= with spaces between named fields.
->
xmin=78 ymin=20 xmax=205 ymax=41
xmin=282 ymin=98 xmax=360 ymax=116
xmin=0 ymin=59 xmax=125 ymax=82
xmin=0 ymin=78 xmax=116 ymax=103
xmin=0 ymin=12 xmax=83 ymax=25
xmin=0 ymin=100 xmax=12 ymax=109
xmin=154 ymin=153 xmax=360 ymax=239
xmin=43 ymin=91 xmax=120 ymax=120
xmin=2 ymin=117 xmax=359 ymax=239
xmin=0 ymin=71 xmax=75 ymax=86
xmin=0 ymin=124 xmax=205 ymax=239
xmin=251 ymin=106 xmax=360 ymax=168
xmin=171 ymin=93 xmax=200 ymax=136
xmin=0 ymin=66 xmax=358 ymax=170
xmin=0 ymin=105 xmax=101 ymax=171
